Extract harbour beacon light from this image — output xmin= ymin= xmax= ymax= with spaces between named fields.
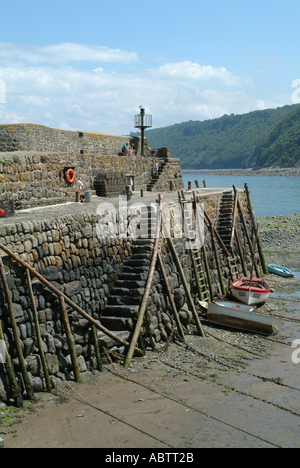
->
xmin=134 ymin=106 xmax=152 ymax=156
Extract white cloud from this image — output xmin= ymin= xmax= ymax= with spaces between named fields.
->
xmin=0 ymin=42 xmax=139 ymax=66
xmin=0 ymin=42 xmax=266 ymax=134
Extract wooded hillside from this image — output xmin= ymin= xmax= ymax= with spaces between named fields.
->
xmin=132 ymin=104 xmax=300 ymax=169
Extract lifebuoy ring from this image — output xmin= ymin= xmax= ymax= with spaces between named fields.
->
xmin=66 ymin=168 xmax=75 ymax=184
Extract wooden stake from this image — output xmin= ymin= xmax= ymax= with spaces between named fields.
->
xmin=58 ymin=295 xmax=81 ymax=383
xmin=124 ymin=198 xmax=163 ymax=368
xmin=0 ymin=256 xmax=35 ymax=401
xmin=0 ymin=319 xmax=23 ymax=407
xmin=157 ymin=251 xmax=186 ymax=342
xmin=26 ymin=269 xmax=52 ymax=392
xmin=210 ymin=225 xmax=226 ymax=296
xmin=165 ymin=233 xmax=205 ymax=337
xmin=235 ymin=198 xmax=260 ymax=277
xmin=0 ymin=242 xmax=143 ymax=356
xmin=91 ymin=324 xmax=103 ymax=372
xmin=244 ymin=183 xmax=267 ymax=274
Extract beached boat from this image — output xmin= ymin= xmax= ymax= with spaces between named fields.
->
xmin=231 ymin=277 xmax=271 ymax=305
xmin=267 ymin=264 xmax=294 ymax=277
xmin=207 ymin=300 xmax=280 ymax=335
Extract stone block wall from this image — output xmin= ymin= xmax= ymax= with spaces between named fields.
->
xmin=0 ymin=124 xmax=146 ymax=156
xmin=0 ymin=124 xmax=184 ymax=209
xmin=0 ymin=188 xmax=260 ymax=401
xmin=0 ymin=151 xmax=183 ymax=209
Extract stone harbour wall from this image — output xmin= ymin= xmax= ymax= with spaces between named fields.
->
xmin=0 ymin=151 xmax=183 ymax=209
xmin=0 ymin=189 xmax=260 ymax=401
xmin=0 ymin=124 xmax=144 ymax=156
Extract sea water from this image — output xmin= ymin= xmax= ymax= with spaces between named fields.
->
xmin=182 ymin=173 xmax=300 ymax=217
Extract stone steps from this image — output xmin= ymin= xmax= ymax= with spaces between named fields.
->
xmin=99 ymin=233 xmax=154 ymax=346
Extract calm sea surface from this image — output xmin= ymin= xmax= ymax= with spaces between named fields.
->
xmin=182 ymin=173 xmax=300 ymax=217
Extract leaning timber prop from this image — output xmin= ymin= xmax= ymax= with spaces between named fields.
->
xmin=123 ymin=197 xmax=164 ymax=368
xmin=203 ymin=210 xmax=226 ymax=296
xmin=26 ymin=269 xmax=52 ymax=392
xmin=163 ymin=205 xmax=205 ymax=338
xmin=244 ymin=183 xmax=267 ymax=274
xmin=231 ymin=186 xmax=247 ymax=276
xmin=58 ymin=295 xmax=81 ymax=382
xmin=0 ymin=243 xmax=143 ymax=358
xmin=229 ymin=187 xmax=238 ymax=250
xmin=91 ymin=324 xmax=104 ymax=372
xmin=235 ymin=195 xmax=260 ymax=277
xmin=0 ymin=319 xmax=23 ymax=407
xmin=0 ymin=255 xmax=35 ymax=401
xmin=157 ymin=251 xmax=186 ymax=342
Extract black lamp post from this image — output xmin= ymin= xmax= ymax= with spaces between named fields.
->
xmin=134 ymin=106 xmax=152 ymax=156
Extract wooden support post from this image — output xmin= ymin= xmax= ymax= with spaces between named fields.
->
xmin=0 ymin=320 xmax=23 ymax=407
xmin=157 ymin=251 xmax=186 ymax=342
xmin=210 ymin=225 xmax=226 ymax=296
xmin=26 ymin=269 xmax=52 ymax=392
xmin=0 ymin=256 xmax=35 ymax=401
xmin=166 ymin=234 xmax=205 ymax=337
xmin=124 ymin=197 xmax=163 ymax=368
xmin=230 ymin=187 xmax=238 ymax=250
xmin=234 ymin=227 xmax=247 ymax=276
xmin=58 ymin=295 xmax=81 ymax=383
xmin=235 ymin=199 xmax=260 ymax=277
xmin=244 ymin=183 xmax=267 ymax=274
xmin=194 ymin=180 xmax=199 ymax=188
xmin=0 ymin=242 xmax=143 ymax=356
xmin=91 ymin=324 xmax=104 ymax=372
xmin=203 ymin=180 xmax=207 ymax=188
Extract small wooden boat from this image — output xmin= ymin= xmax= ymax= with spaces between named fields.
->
xmin=207 ymin=300 xmax=281 ymax=335
xmin=231 ymin=277 xmax=271 ymax=305
xmin=267 ymin=264 xmax=294 ymax=277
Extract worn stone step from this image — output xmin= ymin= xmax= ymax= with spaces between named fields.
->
xmin=100 ymin=316 xmax=134 ymax=331
xmin=118 ymin=271 xmax=148 ymax=281
xmin=122 ymin=265 xmax=149 ymax=274
xmin=131 ymin=244 xmax=153 ymax=253
xmin=132 ymin=238 xmax=154 ymax=245
xmin=110 ymin=287 xmax=130 ymax=296
xmin=130 ymin=253 xmax=152 ymax=260
xmin=126 ymin=259 xmax=152 ymax=267
xmin=115 ymin=279 xmax=146 ymax=288
xmin=108 ymin=295 xmax=141 ymax=306
xmin=97 ymin=330 xmax=131 ymax=349
xmin=102 ymin=304 xmax=139 ymax=317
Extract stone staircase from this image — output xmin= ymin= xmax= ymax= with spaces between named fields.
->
xmin=146 ymin=159 xmax=167 ymax=192
xmin=217 ymin=190 xmax=235 ymax=248
xmin=99 ymin=206 xmax=155 ymax=350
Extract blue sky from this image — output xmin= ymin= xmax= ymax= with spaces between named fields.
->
xmin=0 ymin=0 xmax=299 ymax=135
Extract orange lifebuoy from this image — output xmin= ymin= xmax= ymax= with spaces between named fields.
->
xmin=66 ymin=168 xmax=75 ymax=184
xmin=0 ymin=209 xmax=4 ymax=217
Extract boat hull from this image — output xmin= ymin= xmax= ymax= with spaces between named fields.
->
xmin=207 ymin=301 xmax=280 ymax=335
xmin=231 ymin=277 xmax=271 ymax=305
xmin=267 ymin=264 xmax=294 ymax=277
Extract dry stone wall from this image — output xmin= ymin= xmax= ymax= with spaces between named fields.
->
xmin=0 ymin=124 xmax=184 ymax=209
xmin=0 ymin=189 xmax=260 ymax=401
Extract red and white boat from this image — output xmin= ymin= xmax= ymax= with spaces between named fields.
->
xmin=231 ymin=277 xmax=271 ymax=305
